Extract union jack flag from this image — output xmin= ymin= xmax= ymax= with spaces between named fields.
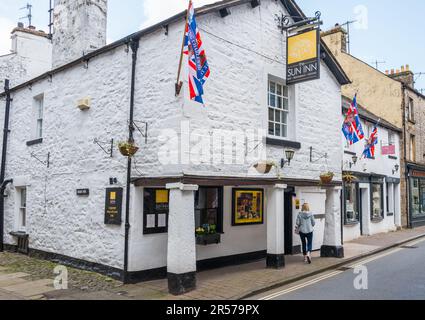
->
xmin=342 ymin=94 xmax=365 ymax=145
xmin=362 ymin=123 xmax=379 ymax=159
xmin=183 ymin=0 xmax=210 ymax=105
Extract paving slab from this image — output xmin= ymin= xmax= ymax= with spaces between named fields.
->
xmin=0 ymin=277 xmax=27 ymax=288
xmin=0 ymin=288 xmax=22 ymax=300
xmin=3 ymin=279 xmax=55 ymax=297
xmin=0 ymin=272 xmax=30 ymax=281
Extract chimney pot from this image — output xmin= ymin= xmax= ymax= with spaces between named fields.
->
xmin=391 ymin=69 xmax=395 ymax=74
xmin=401 ymin=66 xmax=405 ymax=72
xmin=385 ymin=70 xmax=389 ymax=75
xmin=17 ymin=22 xmax=24 ymax=28
xmin=406 ymin=64 xmax=410 ymax=71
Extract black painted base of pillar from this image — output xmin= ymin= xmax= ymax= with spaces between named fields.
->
xmin=320 ymin=245 xmax=344 ymax=258
xmin=167 ymin=272 xmax=196 ymax=295
xmin=266 ymin=254 xmax=285 ymax=269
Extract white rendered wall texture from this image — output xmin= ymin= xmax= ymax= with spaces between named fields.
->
xmin=4 ymin=0 xmax=342 ymax=270
xmin=52 ymin=0 xmax=107 ymax=68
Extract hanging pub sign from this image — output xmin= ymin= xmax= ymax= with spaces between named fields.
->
xmin=286 ymin=29 xmax=321 ymax=85
xmin=105 ymin=188 xmax=123 ymax=225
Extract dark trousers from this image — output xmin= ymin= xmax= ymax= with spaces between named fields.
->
xmin=300 ymin=232 xmax=313 ymax=255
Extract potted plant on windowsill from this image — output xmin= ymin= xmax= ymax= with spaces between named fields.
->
xmin=195 ymin=224 xmax=221 ymax=245
xmin=320 ymin=171 xmax=335 ymax=184
xmin=118 ymin=141 xmax=139 ymax=157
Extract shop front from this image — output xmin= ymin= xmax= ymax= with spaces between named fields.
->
xmin=342 ymin=173 xmax=401 ymax=242
xmin=407 ymin=163 xmax=425 ymax=227
xmin=128 ymin=175 xmax=343 ymax=294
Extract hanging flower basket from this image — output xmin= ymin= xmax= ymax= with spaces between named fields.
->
xmin=118 ymin=141 xmax=139 ymax=157
xmin=320 ymin=172 xmax=335 ymax=184
xmin=342 ymin=173 xmax=358 ymax=184
xmin=254 ymin=161 xmax=275 ymax=174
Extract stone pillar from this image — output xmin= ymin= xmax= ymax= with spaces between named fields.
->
xmin=321 ymin=187 xmax=344 ymax=258
xmin=166 ymin=183 xmax=198 ymax=295
xmin=266 ymin=184 xmax=287 ymax=268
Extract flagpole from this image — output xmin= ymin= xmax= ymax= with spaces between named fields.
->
xmin=175 ymin=1 xmax=191 ymax=96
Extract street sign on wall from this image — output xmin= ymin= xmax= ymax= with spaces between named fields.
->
xmin=104 ymin=188 xmax=123 ymax=225
xmin=286 ymin=29 xmax=321 ymax=85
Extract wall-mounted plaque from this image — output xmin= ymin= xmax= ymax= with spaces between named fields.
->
xmin=76 ymin=189 xmax=90 ymax=196
xmin=105 ymin=188 xmax=123 ymax=225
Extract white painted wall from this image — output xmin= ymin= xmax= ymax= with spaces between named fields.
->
xmin=342 ymin=116 xmax=401 ymax=241
xmin=2 ymin=0 xmax=343 ymax=271
xmin=0 ymin=29 xmax=52 ymax=89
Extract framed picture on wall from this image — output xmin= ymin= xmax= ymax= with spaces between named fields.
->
xmin=232 ymin=189 xmax=264 ymax=226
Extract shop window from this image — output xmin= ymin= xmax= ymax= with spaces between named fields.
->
xmin=195 ymin=187 xmax=223 ymax=233
xmin=344 ymin=183 xmax=359 ymax=224
xmin=411 ymin=178 xmax=425 ymax=218
xmin=143 ymin=189 xmax=169 ymax=234
xmin=371 ymin=183 xmax=384 ymax=220
xmin=268 ymin=80 xmax=289 ymax=139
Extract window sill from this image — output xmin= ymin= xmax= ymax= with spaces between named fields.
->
xmin=344 ymin=221 xmax=360 ymax=227
xmin=344 ymin=151 xmax=357 ymax=156
xmin=10 ymin=231 xmax=29 ymax=237
xmin=388 ymin=155 xmax=398 ymax=160
xmin=371 ymin=217 xmax=384 ymax=223
xmin=266 ymin=137 xmax=301 ymax=149
xmin=26 ymin=138 xmax=43 ymax=146
xmin=386 ymin=212 xmax=394 ymax=217
xmin=408 ymin=119 xmax=416 ymax=125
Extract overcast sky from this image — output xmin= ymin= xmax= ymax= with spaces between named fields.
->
xmin=0 ymin=0 xmax=424 ymax=90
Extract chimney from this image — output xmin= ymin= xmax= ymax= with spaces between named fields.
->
xmin=321 ymin=24 xmax=348 ymax=54
xmin=388 ymin=64 xmax=415 ymax=88
xmin=52 ymin=0 xmax=108 ymax=68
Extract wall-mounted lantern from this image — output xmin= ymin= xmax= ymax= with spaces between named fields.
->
xmin=393 ymin=164 xmax=400 ymax=175
xmin=281 ymin=150 xmax=295 ymax=168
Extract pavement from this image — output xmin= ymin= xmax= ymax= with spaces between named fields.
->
xmin=0 ymin=226 xmax=425 ymax=300
xmin=254 ymin=237 xmax=425 ymax=300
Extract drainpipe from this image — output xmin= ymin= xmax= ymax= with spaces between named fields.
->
xmin=401 ymin=84 xmax=410 ymax=228
xmin=0 ymin=79 xmax=12 ymax=252
xmin=123 ymin=38 xmax=140 ymax=283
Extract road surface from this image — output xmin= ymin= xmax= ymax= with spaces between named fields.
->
xmin=255 ymin=237 xmax=425 ymax=300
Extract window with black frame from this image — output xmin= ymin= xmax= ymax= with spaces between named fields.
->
xmin=143 ymin=188 xmax=169 ymax=234
xmin=195 ymin=187 xmax=223 ymax=233
xmin=411 ymin=178 xmax=425 ymax=218
xmin=344 ymin=183 xmax=359 ymax=224
xmin=371 ymin=183 xmax=384 ymax=220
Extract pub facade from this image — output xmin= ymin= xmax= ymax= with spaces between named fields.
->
xmin=0 ymin=0 xmax=350 ymax=295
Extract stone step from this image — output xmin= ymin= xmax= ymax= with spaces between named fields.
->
xmin=0 ymin=277 xmax=27 ymax=288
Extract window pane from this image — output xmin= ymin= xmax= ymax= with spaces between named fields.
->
xmin=282 ymin=98 xmax=289 ymax=111
xmin=268 ymin=122 xmax=274 ymax=135
xmin=275 ymin=123 xmax=281 ymax=137
xmin=269 ymin=81 xmax=276 ymax=94
xmin=269 ymin=94 xmax=275 ymax=108
xmin=268 ymin=108 xmax=274 ymax=122
xmin=345 ymin=183 xmax=359 ymax=223
xmin=277 ymin=84 xmax=282 ymax=96
xmin=372 ymin=183 xmax=383 ymax=219
xmin=275 ymin=110 xmax=281 ymax=123
xmin=37 ymin=120 xmax=43 ymax=138
xmin=282 ymin=112 xmax=288 ymax=125
xmin=282 ymin=125 xmax=288 ymax=138
xmin=277 ymin=96 xmax=282 ymax=109
xmin=283 ymin=86 xmax=289 ymax=97
xmin=421 ymin=180 xmax=425 ymax=215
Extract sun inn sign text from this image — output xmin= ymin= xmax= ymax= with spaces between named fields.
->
xmin=286 ymin=29 xmax=321 ymax=85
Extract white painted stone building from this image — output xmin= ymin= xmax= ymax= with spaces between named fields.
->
xmin=341 ymin=97 xmax=402 ymax=242
xmin=0 ymin=26 xmax=52 ymax=89
xmin=0 ymin=0 xmax=351 ymax=295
